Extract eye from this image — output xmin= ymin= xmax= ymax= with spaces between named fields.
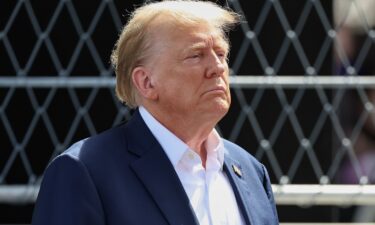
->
xmin=216 ymin=51 xmax=228 ymax=60
xmin=189 ymin=53 xmax=202 ymax=59
xmin=217 ymin=52 xmax=225 ymax=58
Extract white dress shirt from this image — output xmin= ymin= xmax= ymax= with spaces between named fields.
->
xmin=139 ymin=106 xmax=245 ymax=225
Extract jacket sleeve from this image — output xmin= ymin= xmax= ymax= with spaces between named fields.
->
xmin=262 ymin=164 xmax=279 ymax=222
xmin=32 ymin=154 xmax=105 ymax=225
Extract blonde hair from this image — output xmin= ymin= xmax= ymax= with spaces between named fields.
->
xmin=110 ymin=0 xmax=239 ymax=108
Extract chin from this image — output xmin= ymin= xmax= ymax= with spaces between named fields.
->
xmin=210 ymin=99 xmax=230 ymax=116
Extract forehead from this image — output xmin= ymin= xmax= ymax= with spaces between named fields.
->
xmin=149 ymin=21 xmax=229 ymax=51
xmin=184 ymin=28 xmax=229 ymax=50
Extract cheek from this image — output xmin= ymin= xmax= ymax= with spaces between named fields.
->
xmin=164 ymin=67 xmax=205 ymax=100
xmin=164 ymin=79 xmax=191 ymax=99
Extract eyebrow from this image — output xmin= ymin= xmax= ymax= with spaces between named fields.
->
xmin=184 ymin=39 xmax=229 ymax=54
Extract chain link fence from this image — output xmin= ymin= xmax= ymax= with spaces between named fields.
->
xmin=1 ymin=0 xmax=375 ymax=223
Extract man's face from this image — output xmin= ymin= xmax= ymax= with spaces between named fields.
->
xmin=146 ymin=23 xmax=231 ymax=122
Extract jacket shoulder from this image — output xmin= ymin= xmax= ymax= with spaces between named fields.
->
xmin=223 ymin=139 xmax=262 ymax=165
xmin=222 ymin=139 xmax=265 ymax=175
xmin=58 ymin=124 xmax=129 ymax=167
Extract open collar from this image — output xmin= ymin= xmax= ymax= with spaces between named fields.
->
xmin=124 ymin=109 xmax=199 ymax=225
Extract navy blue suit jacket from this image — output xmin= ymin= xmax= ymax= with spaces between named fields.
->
xmin=32 ymin=110 xmax=278 ymax=225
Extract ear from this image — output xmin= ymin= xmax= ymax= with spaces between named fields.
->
xmin=131 ymin=66 xmax=158 ymax=100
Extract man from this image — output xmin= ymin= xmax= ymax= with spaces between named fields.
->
xmin=32 ymin=1 xmax=279 ymax=225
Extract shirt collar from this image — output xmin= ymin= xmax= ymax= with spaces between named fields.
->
xmin=205 ymin=129 xmax=225 ymax=168
xmin=139 ymin=106 xmax=225 ymax=169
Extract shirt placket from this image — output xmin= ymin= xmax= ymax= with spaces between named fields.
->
xmin=185 ymin=150 xmax=211 ymax=225
xmin=206 ymin=158 xmax=227 ymax=225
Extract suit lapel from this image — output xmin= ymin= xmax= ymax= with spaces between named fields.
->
xmin=125 ymin=110 xmax=198 ymax=225
xmin=224 ymin=153 xmax=254 ymax=225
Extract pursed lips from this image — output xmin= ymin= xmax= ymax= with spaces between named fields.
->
xmin=202 ymin=85 xmax=227 ymax=95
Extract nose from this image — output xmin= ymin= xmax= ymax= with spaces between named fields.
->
xmin=205 ymin=52 xmax=226 ymax=78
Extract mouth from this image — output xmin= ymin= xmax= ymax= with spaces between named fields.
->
xmin=203 ymin=86 xmax=227 ymax=95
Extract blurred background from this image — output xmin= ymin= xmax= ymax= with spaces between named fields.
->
xmin=1 ymin=0 xmax=375 ymax=224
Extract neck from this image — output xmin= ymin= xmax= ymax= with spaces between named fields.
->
xmin=142 ymin=105 xmax=218 ymax=164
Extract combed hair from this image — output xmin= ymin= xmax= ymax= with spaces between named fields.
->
xmin=111 ymin=0 xmax=240 ymax=108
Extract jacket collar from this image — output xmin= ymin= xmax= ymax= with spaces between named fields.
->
xmin=223 ymin=150 xmax=254 ymax=225
xmin=125 ymin=109 xmax=199 ymax=225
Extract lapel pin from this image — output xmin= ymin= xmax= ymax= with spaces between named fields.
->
xmin=232 ymin=164 xmax=242 ymax=178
